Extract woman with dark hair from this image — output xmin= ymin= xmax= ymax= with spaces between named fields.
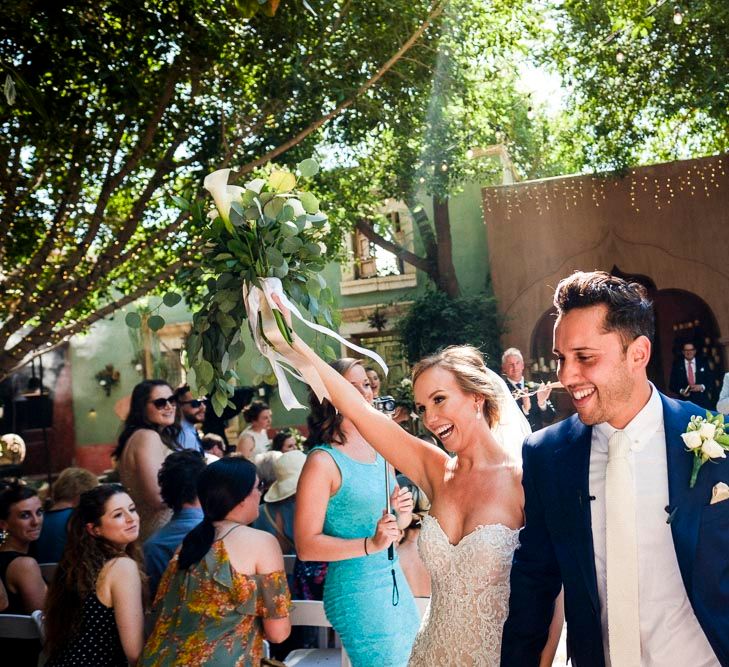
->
xmin=140 ymin=457 xmax=291 ymax=667
xmin=114 ymin=379 xmax=181 ymax=541
xmin=0 ymin=483 xmax=46 ymax=614
xmin=0 ymin=483 xmax=47 ymax=663
xmin=44 ymin=484 xmax=146 ymax=666
xmin=238 ymin=399 xmax=272 ymax=456
xmin=295 ymin=358 xmax=420 ymax=667
xmin=270 ymin=429 xmax=301 ymax=453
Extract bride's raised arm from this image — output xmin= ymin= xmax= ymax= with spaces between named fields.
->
xmin=282 ymin=331 xmax=447 ymax=496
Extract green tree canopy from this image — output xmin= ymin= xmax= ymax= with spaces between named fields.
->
xmin=0 ymin=0 xmax=448 ymax=378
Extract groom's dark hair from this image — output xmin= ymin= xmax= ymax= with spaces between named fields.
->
xmin=554 ymin=271 xmax=655 ymax=347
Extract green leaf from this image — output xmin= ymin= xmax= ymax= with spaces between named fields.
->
xmin=266 ymin=246 xmax=285 ymax=267
xmin=221 ymin=351 xmax=230 ymax=371
xmin=281 ymin=236 xmax=303 ymax=253
xmin=125 ymin=311 xmax=142 ymax=328
xmin=212 ymin=389 xmax=228 ymax=417
xmin=252 ymin=355 xmax=270 ymax=374
xmin=322 ymin=344 xmax=336 ymax=360
xmin=306 ymin=276 xmax=321 ymax=296
xmin=268 ymin=170 xmax=296 ymax=193
xmin=197 ymin=360 xmax=214 ymax=385
xmin=300 ymin=191 xmax=319 ymax=214
xmin=171 ymin=195 xmax=190 ymax=210
xmin=273 ymin=258 xmax=289 ymax=278
xmin=297 ymin=158 xmax=319 ymax=178
xmin=281 ymin=220 xmax=299 ymax=237
xmin=263 ymin=197 xmax=284 ymax=220
xmin=147 ymin=314 xmax=165 ymax=331
xmin=304 ymin=242 xmax=321 ymax=256
xmin=162 ymin=292 xmax=182 ymax=307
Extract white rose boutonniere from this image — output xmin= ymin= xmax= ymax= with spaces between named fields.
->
xmin=682 ymin=412 xmax=729 ymax=487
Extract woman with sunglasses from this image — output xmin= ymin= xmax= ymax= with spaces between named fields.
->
xmin=44 ymin=484 xmax=146 ymax=667
xmin=113 ymin=380 xmax=181 ymax=541
xmin=140 ymin=457 xmax=291 ymax=667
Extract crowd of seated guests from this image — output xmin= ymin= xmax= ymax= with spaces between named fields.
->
xmin=0 ymin=375 xmax=436 ymax=666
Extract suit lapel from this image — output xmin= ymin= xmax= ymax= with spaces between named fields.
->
xmin=554 ymin=418 xmax=600 ymax=613
xmin=662 ymin=395 xmax=704 ymax=600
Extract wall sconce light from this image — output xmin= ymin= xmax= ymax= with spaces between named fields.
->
xmin=88 ymin=408 xmax=97 ymax=419
xmin=95 ymin=364 xmax=121 ymax=397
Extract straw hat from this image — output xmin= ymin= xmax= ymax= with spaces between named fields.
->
xmin=264 ymin=450 xmax=306 ymax=503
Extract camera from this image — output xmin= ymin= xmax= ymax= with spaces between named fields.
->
xmin=373 ymin=395 xmax=397 ymax=415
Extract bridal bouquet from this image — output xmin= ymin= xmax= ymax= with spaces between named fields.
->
xmin=180 ymin=158 xmax=386 ymax=415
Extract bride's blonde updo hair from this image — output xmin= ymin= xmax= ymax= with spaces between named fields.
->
xmin=411 ymin=345 xmax=501 ymax=428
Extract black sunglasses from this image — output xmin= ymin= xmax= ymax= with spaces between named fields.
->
xmin=180 ymin=398 xmax=208 ymax=408
xmin=148 ymin=395 xmax=177 ymax=409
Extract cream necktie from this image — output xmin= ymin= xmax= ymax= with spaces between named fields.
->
xmin=606 ymin=430 xmax=641 ymax=666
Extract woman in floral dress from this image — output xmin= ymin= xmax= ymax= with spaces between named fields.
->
xmin=140 ymin=457 xmax=291 ymax=667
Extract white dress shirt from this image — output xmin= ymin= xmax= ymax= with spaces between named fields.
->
xmin=589 ymin=384 xmax=718 ymax=666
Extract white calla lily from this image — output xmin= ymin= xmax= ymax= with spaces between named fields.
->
xmin=203 ymin=169 xmax=242 ymax=233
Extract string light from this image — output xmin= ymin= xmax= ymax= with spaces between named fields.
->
xmin=673 ymin=6 xmax=683 ymax=24
xmin=616 ymin=50 xmax=625 ymax=63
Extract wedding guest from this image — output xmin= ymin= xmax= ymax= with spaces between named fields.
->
xmin=114 ymin=380 xmax=181 ymax=541
xmin=716 ymin=371 xmax=729 ymax=414
xmin=0 ymin=483 xmax=46 ymax=664
xmin=502 ymin=347 xmax=556 ymax=432
xmin=270 ymin=429 xmax=301 ymax=453
xmin=365 ymin=368 xmax=381 ymax=397
xmin=143 ymin=451 xmax=205 ymax=598
xmin=254 ymin=450 xmax=283 ymax=497
xmin=201 ymin=432 xmax=227 ymax=461
xmin=669 ymin=340 xmax=716 ymax=409
xmin=0 ymin=483 xmax=47 ymax=613
xmin=174 ymin=384 xmax=206 ymax=453
xmin=502 ymin=271 xmax=728 ymax=666
xmin=239 ymin=400 xmax=273 ymax=456
xmin=236 ymin=433 xmax=256 ymax=459
xmin=44 ymin=484 xmax=146 ymax=667
xmin=140 ymin=457 xmax=291 ymax=666
xmin=254 ymin=450 xmax=306 ymax=555
xmin=36 ymin=467 xmax=98 ymax=563
xmin=295 ymin=358 xmax=420 ymax=667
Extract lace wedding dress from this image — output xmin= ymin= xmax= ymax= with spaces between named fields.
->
xmin=408 ymin=514 xmax=521 ymax=667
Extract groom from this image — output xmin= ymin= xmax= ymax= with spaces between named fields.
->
xmin=501 ymin=271 xmax=729 ymax=666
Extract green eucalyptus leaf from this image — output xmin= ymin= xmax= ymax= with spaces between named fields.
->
xmin=221 ymin=351 xmax=230 ymax=371
xmin=281 ymin=221 xmax=299 ymax=238
xmin=147 ymin=314 xmax=165 ymax=331
xmin=197 ymin=360 xmax=214 ymax=385
xmin=266 ymin=247 xmax=285 ymax=267
xmin=306 ymin=276 xmax=321 ymax=296
xmin=268 ymin=170 xmax=296 ymax=193
xmin=273 ymin=258 xmax=289 ymax=278
xmin=264 ymin=197 xmax=284 ymax=220
xmin=297 ymin=158 xmax=319 ymax=178
xmin=125 ymin=311 xmax=142 ymax=328
xmin=304 ymin=242 xmax=321 ymax=256
xmin=162 ymin=292 xmax=182 ymax=307
xmin=281 ymin=235 xmax=303 ymax=253
xmin=300 ymin=191 xmax=319 ymax=214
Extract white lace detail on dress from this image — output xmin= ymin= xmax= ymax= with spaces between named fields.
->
xmin=408 ymin=514 xmax=520 ymax=667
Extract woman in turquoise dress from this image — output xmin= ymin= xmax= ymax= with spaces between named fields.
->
xmin=296 ymin=358 xmax=420 ymax=667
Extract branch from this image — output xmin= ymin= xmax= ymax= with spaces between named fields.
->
xmin=237 ymin=0 xmax=447 ymax=175
xmin=0 ymin=253 xmax=195 ymax=382
xmin=354 ymin=218 xmax=434 ymax=276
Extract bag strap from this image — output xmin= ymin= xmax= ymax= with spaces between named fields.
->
xmin=262 ymin=505 xmax=295 ymax=553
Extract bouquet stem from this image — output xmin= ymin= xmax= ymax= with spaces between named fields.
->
xmin=273 ymin=308 xmax=294 ymax=345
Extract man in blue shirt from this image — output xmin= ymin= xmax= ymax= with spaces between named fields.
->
xmin=174 ymin=384 xmax=206 ymax=453
xmin=143 ymin=450 xmax=206 ymax=597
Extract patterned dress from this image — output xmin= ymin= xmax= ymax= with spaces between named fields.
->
xmin=139 ymin=540 xmax=291 ymax=667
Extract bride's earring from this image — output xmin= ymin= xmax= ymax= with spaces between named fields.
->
xmin=0 ymin=528 xmax=7 ymax=545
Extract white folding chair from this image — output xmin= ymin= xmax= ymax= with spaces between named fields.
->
xmin=39 ymin=562 xmax=58 ymax=583
xmin=284 ymin=600 xmax=350 ymax=667
xmin=0 ymin=613 xmax=41 ymax=640
xmin=31 ymin=610 xmax=46 ymax=644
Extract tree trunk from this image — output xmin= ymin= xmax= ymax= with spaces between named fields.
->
xmin=432 ymin=197 xmax=460 ymax=297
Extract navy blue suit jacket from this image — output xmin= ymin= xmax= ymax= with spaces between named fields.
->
xmin=501 ymin=392 xmax=729 ymax=666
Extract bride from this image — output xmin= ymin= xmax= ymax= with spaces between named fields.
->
xmin=275 ymin=323 xmax=532 ymax=665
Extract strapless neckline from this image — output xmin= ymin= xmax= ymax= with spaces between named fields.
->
xmin=423 ymin=513 xmax=521 ymax=548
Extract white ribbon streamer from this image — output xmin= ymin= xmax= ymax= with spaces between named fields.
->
xmin=243 ymin=277 xmax=389 ymax=411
